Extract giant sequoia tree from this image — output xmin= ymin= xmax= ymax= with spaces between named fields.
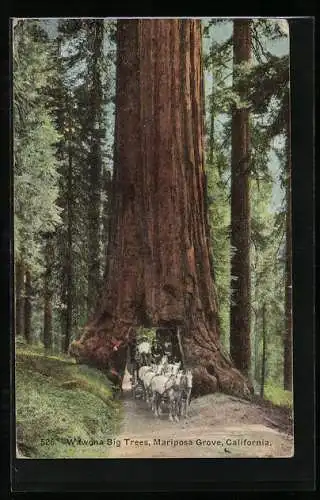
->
xmin=70 ymin=19 xmax=251 ymax=398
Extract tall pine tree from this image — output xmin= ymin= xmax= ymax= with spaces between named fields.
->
xmin=230 ymin=20 xmax=252 ymax=376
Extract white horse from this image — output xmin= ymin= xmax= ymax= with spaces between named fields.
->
xmin=138 ymin=356 xmax=168 ymax=403
xmin=151 ymin=371 xmax=183 ymax=422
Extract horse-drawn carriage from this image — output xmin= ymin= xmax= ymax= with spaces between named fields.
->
xmin=127 ymin=330 xmax=193 ymax=421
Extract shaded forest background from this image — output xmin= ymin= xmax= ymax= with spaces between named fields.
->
xmin=13 ymin=18 xmax=292 ymax=404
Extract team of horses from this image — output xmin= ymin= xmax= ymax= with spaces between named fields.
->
xmin=129 ymin=339 xmax=193 ymax=422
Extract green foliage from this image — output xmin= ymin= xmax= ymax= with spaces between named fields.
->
xmin=13 ymin=21 xmax=62 ymax=269
xmin=250 ymin=177 xmax=286 ymax=389
xmin=16 ymin=345 xmax=121 ymax=458
xmin=264 ymin=383 xmax=293 ymax=408
xmin=242 ymin=20 xmax=290 ymax=143
xmin=203 ymin=20 xmax=290 ymax=396
xmin=245 ymin=55 xmax=289 ymax=114
xmin=13 ymin=21 xmax=64 ymax=345
xmin=13 ymin=18 xmax=117 ymax=350
xmin=52 ymin=19 xmax=114 ymax=342
xmin=136 ymin=327 xmax=157 ymax=343
xmin=206 ymin=160 xmax=230 ymax=347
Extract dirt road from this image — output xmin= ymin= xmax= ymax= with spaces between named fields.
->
xmin=108 ymin=371 xmax=294 ymax=458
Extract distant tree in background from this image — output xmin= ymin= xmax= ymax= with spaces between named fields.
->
xmin=43 ymin=234 xmax=54 ymax=350
xmin=52 ymin=20 xmax=113 ymax=351
xmin=203 ymin=20 xmax=233 ymax=350
xmin=13 ymin=21 xmax=62 ymax=344
xmin=86 ymin=20 xmax=105 ymax=317
xmin=202 ymin=19 xmax=291 ymax=396
xmin=230 ymin=19 xmax=252 ymax=376
xmin=246 ymin=19 xmax=291 ymax=392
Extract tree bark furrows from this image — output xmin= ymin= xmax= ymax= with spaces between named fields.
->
xmin=70 ymin=20 xmax=251 ymax=398
xmin=15 ymin=259 xmax=24 ymax=338
xmin=230 ymin=20 xmax=252 ymax=376
xmin=24 ymin=269 xmax=32 ymax=343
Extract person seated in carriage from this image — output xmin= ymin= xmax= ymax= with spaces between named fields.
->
xmin=136 ymin=335 xmax=152 ymax=366
xmin=151 ymin=338 xmax=164 ymax=364
xmin=163 ymin=341 xmax=174 ymax=363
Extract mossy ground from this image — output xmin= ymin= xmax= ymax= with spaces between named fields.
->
xmin=15 ymin=342 xmax=122 ymax=458
xmin=264 ymin=383 xmax=293 ymax=409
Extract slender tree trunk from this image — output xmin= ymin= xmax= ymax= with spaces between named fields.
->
xmin=43 ymin=236 xmax=54 ymax=350
xmin=260 ymin=303 xmax=267 ymax=398
xmin=70 ymin=20 xmax=252 ymax=398
xmin=62 ymin=139 xmax=73 ymax=353
xmin=208 ymin=53 xmax=215 ymax=166
xmin=230 ymin=20 xmax=252 ymax=376
xmin=99 ymin=167 xmax=112 ymax=308
xmin=24 ymin=269 xmax=32 ymax=343
xmin=283 ymin=117 xmax=292 ymax=391
xmin=252 ymin=247 xmax=260 ymax=385
xmin=253 ymin=298 xmax=260 ymax=386
xmin=87 ymin=20 xmax=104 ymax=317
xmin=15 ymin=259 xmax=24 ymax=337
xmin=102 ymin=168 xmax=112 ymax=267
xmin=254 ymin=318 xmax=260 ymax=385
xmin=250 ymin=303 xmax=257 ymax=384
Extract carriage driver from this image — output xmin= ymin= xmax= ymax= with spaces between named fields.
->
xmin=151 ymin=338 xmax=164 ymax=364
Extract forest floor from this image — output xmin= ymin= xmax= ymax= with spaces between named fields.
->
xmin=15 ymin=346 xmax=293 ymax=459
xmin=108 ymin=370 xmax=294 ymax=458
xmin=15 ymin=346 xmax=121 ymax=458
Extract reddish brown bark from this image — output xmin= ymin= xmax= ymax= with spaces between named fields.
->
xmin=230 ymin=20 xmax=252 ymax=376
xmin=70 ymin=20 xmax=252 ymax=398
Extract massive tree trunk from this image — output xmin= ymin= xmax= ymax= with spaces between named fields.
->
xmin=283 ymin=117 xmax=292 ymax=391
xmin=43 ymin=235 xmax=54 ymax=350
xmin=87 ymin=20 xmax=104 ymax=317
xmin=24 ymin=268 xmax=32 ymax=343
xmin=230 ymin=20 xmax=252 ymax=376
xmin=70 ymin=20 xmax=252 ymax=398
xmin=15 ymin=259 xmax=24 ymax=338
